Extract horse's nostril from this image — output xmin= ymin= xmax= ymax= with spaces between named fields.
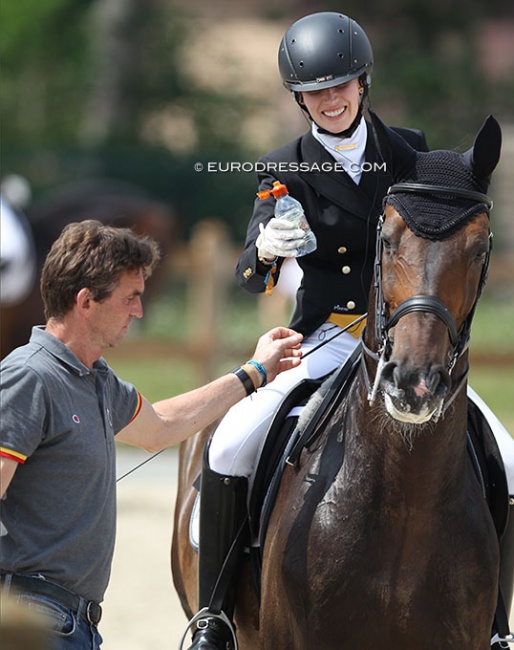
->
xmin=428 ymin=367 xmax=451 ymax=395
xmin=387 ymin=363 xmax=417 ymax=393
xmin=381 ymin=361 xmax=397 ymax=385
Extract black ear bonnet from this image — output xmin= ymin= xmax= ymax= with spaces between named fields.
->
xmin=369 ymin=109 xmax=502 ymax=240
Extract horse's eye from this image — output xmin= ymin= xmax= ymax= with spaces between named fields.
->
xmin=474 ymin=249 xmax=488 ymax=264
xmin=381 ymin=236 xmax=393 ymax=252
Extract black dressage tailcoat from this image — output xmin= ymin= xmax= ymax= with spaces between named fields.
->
xmin=235 ymin=120 xmax=428 ymax=337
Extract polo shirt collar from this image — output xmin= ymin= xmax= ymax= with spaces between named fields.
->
xmin=30 ymin=326 xmax=108 ymax=377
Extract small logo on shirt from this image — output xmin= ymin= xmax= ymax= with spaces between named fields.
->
xmin=72 ymin=414 xmax=80 ymax=424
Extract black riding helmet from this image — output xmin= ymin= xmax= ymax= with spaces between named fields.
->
xmin=279 ymin=12 xmax=373 ymax=136
xmin=278 ymin=12 xmax=373 ymax=92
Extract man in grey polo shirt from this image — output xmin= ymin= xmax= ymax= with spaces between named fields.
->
xmin=0 ymin=220 xmax=303 ymax=650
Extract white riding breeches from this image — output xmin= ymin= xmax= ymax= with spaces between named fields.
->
xmin=209 ymin=323 xmax=359 ymax=478
xmin=209 ymin=323 xmax=514 ymax=495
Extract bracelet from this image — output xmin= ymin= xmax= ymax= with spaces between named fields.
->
xmin=247 ymin=359 xmax=267 ymax=387
xmin=231 ymin=366 xmax=255 ymax=396
xmin=241 ymin=362 xmax=261 ymax=390
xmin=231 ymin=360 xmax=268 ymax=395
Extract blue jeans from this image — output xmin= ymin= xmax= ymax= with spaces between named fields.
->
xmin=12 ymin=591 xmax=103 ymax=650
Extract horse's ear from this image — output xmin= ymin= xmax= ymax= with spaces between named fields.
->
xmin=469 ymin=115 xmax=502 ymax=181
xmin=368 ymin=108 xmax=417 ymax=181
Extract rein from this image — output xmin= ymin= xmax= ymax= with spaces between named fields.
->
xmin=116 ymin=317 xmax=369 ymax=482
xmin=301 ymin=314 xmax=368 ymax=360
xmin=116 ymin=318 xmax=368 ymax=483
xmin=116 ymin=449 xmax=166 ymax=483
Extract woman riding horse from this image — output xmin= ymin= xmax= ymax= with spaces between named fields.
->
xmin=175 ymin=12 xmax=514 ymax=650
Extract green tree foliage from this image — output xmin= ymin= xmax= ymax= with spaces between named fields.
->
xmin=1 ymin=0 xmax=257 ymax=151
xmin=1 ymin=0 xmax=91 ymax=144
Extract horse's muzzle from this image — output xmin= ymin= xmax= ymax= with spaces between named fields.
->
xmin=380 ymin=361 xmax=451 ymax=423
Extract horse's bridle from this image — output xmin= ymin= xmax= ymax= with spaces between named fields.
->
xmin=373 ymin=182 xmax=493 ymax=374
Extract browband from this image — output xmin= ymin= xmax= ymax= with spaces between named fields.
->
xmin=387 ymin=182 xmax=493 ymax=210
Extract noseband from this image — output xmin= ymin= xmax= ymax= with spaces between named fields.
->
xmin=385 ymin=295 xmax=459 ymax=348
xmin=374 ymin=182 xmax=493 ymax=372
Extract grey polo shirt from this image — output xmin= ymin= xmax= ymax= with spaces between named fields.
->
xmin=0 ymin=327 xmax=140 ymax=602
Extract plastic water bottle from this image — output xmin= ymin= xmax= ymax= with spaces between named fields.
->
xmin=257 ymin=181 xmax=317 ymax=256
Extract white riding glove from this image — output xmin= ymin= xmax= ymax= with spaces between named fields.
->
xmin=256 ymin=218 xmax=307 ymax=260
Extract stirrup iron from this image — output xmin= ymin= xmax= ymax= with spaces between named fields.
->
xmin=491 ymin=632 xmax=514 ymax=647
xmin=178 ymin=607 xmax=238 ymax=650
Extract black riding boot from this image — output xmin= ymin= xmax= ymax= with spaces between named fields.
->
xmin=187 ymin=457 xmax=248 ymax=650
xmin=493 ymin=498 xmax=514 ymax=649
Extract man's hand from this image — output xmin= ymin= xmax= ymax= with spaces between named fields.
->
xmin=251 ymin=326 xmax=303 ymax=383
xmin=256 ymin=219 xmax=306 ymax=260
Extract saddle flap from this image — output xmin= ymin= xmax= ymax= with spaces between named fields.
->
xmin=248 ymin=377 xmax=326 ymax=540
xmin=467 ymin=397 xmax=510 ymax=539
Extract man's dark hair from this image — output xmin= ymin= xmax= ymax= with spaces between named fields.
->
xmin=41 ymin=220 xmax=161 ymax=320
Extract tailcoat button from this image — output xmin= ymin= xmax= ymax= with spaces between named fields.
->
xmin=342 ymin=265 xmax=351 ymax=274
xmin=346 ymin=301 xmax=356 ymax=310
xmin=243 ymin=267 xmax=252 ymax=279
xmin=337 ymin=246 xmax=347 ymax=254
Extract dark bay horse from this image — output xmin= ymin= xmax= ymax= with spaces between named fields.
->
xmin=172 ymin=112 xmax=503 ymax=649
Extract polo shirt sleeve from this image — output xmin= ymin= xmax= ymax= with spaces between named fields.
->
xmin=0 ymin=364 xmax=48 ymax=463
xmin=104 ymin=369 xmax=141 ymax=434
